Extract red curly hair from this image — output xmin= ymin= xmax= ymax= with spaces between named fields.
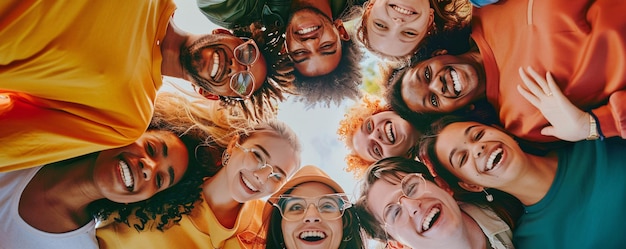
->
xmin=337 ymin=95 xmax=391 ymax=178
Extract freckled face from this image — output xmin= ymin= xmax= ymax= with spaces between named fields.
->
xmin=94 ymin=130 xmax=189 ymax=204
xmin=352 ymin=111 xmax=420 ymax=162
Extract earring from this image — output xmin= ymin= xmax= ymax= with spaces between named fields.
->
xmin=483 ymin=189 xmax=493 ymax=202
xmin=222 ymin=150 xmax=230 ymax=166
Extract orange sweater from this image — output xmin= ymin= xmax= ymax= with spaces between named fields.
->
xmin=473 ymin=0 xmax=626 ymax=144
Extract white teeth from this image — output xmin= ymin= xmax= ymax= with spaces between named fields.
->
xmin=241 ymin=174 xmax=259 ymax=192
xmin=485 ymin=148 xmax=503 ymax=171
xmin=119 ymin=160 xmax=134 ymax=189
xmin=299 ymin=231 xmax=326 ymax=239
xmin=451 ymin=69 xmax=461 ymax=94
xmin=422 ymin=207 xmax=440 ymax=232
xmin=210 ymin=53 xmax=219 ymax=78
xmin=296 ymin=26 xmax=319 ymax=35
xmin=384 ymin=122 xmax=395 ymax=143
xmin=391 ymin=5 xmax=414 ymax=15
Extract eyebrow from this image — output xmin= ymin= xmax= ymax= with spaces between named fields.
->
xmin=447 ymin=125 xmax=479 ymax=167
xmin=158 ymin=137 xmax=168 ymax=157
xmin=168 ymin=166 xmax=175 ymax=187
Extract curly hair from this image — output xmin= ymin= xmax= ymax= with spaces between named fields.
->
xmin=263 ymin=186 xmax=366 ymax=249
xmin=180 ymin=30 xmax=296 ymax=121
xmin=89 ymin=92 xmax=252 ymax=231
xmin=353 ymin=0 xmax=472 ymax=63
xmin=290 ymin=38 xmax=364 ymax=109
xmin=418 ymin=116 xmax=524 ymax=229
xmin=337 ymin=95 xmax=391 ymax=177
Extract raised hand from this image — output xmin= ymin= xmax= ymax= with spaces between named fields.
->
xmin=516 ymin=66 xmax=589 ymax=142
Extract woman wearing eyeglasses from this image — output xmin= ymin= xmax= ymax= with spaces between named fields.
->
xmin=260 ymin=165 xmax=366 ymax=249
xmin=355 ymin=157 xmax=520 ymax=249
xmin=419 ymin=115 xmax=626 ymax=248
xmin=97 ymin=112 xmax=303 ymax=249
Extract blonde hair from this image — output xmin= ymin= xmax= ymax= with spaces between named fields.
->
xmin=152 ymin=91 xmax=254 ymax=148
xmin=337 ymin=94 xmax=391 ymax=177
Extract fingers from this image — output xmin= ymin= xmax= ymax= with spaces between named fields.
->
xmin=517 ymin=85 xmax=540 ymax=107
xmin=545 ymin=72 xmax=562 ymax=97
xmin=524 ymin=66 xmax=551 ymax=95
xmin=518 ymin=67 xmax=544 ymax=97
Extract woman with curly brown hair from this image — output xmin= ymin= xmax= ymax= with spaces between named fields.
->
xmin=0 ymin=92 xmax=224 ymax=249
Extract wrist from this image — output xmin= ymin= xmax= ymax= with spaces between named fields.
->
xmin=586 ymin=112 xmax=602 ymax=140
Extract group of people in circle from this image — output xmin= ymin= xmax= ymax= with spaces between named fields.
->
xmin=1 ymin=0 xmax=625 ymax=248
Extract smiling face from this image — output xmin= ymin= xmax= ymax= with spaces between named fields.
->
xmin=434 ymin=122 xmax=524 ymax=189
xmin=285 ymin=7 xmax=349 ymax=77
xmin=93 ymin=130 xmax=189 ymax=204
xmin=352 ymin=111 xmax=420 ymax=162
xmin=400 ymin=54 xmax=486 ymax=113
xmin=282 ymin=182 xmax=343 ymax=249
xmin=226 ymin=132 xmax=300 ymax=203
xmin=366 ymin=0 xmax=434 ymax=57
xmin=367 ymin=174 xmax=465 ymax=248
xmin=183 ymin=34 xmax=267 ymax=97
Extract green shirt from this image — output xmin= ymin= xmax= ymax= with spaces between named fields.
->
xmin=513 ymin=138 xmax=626 ymax=248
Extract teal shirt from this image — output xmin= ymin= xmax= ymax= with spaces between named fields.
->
xmin=513 ymin=138 xmax=626 ymax=248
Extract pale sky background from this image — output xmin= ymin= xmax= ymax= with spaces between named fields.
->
xmin=168 ymin=0 xmax=362 ymax=198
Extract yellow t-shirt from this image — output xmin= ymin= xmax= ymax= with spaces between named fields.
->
xmin=97 ymin=198 xmax=266 ymax=249
xmin=0 ymin=0 xmax=176 ymax=172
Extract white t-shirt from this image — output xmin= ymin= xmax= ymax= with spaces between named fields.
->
xmin=0 ymin=167 xmax=98 ymax=249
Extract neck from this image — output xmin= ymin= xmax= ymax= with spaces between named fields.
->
xmin=292 ymin=0 xmax=333 ymax=19
xmin=161 ymin=19 xmax=189 ymax=79
xmin=461 ymin=211 xmax=488 ymax=249
xmin=502 ymin=151 xmax=559 ymax=205
xmin=202 ymin=170 xmax=244 ymax=228
xmin=20 ymin=154 xmax=104 ymax=232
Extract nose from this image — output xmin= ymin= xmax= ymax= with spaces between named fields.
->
xmin=399 ymin=197 xmax=421 ymax=217
xmin=303 ymin=203 xmax=322 ymax=223
xmin=473 ymin=143 xmax=486 ymax=158
xmin=253 ymin=164 xmax=272 ymax=182
xmin=370 ymin=128 xmax=384 ymax=142
xmin=392 ymin=17 xmax=404 ymax=23
xmin=428 ymin=76 xmax=445 ymax=95
xmin=228 ymin=58 xmax=247 ymax=76
xmin=139 ymin=157 xmax=158 ymax=181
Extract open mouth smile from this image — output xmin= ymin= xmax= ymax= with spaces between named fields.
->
xmin=484 ymin=147 xmax=504 ymax=172
xmin=299 ymin=230 xmax=327 ymax=242
xmin=384 ymin=121 xmax=396 ymax=144
xmin=421 ymin=205 xmax=441 ymax=232
xmin=390 ymin=4 xmax=417 ymax=15
xmin=118 ymin=160 xmax=135 ymax=192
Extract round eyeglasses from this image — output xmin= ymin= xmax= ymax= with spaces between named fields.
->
xmin=382 ymin=173 xmax=428 ymax=226
xmin=269 ymin=194 xmax=352 ymax=221
xmin=234 ymin=141 xmax=286 ymax=183
xmin=230 ymin=38 xmax=259 ymax=99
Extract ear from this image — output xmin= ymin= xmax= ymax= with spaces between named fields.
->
xmin=457 ymin=181 xmax=484 ymax=193
xmin=226 ymin=134 xmax=239 ymax=154
xmin=334 ymin=20 xmax=351 ymax=41
xmin=212 ymin=28 xmax=233 ymax=35
xmin=431 ymin=49 xmax=448 ymax=56
xmin=387 ymin=240 xmax=409 ymax=249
